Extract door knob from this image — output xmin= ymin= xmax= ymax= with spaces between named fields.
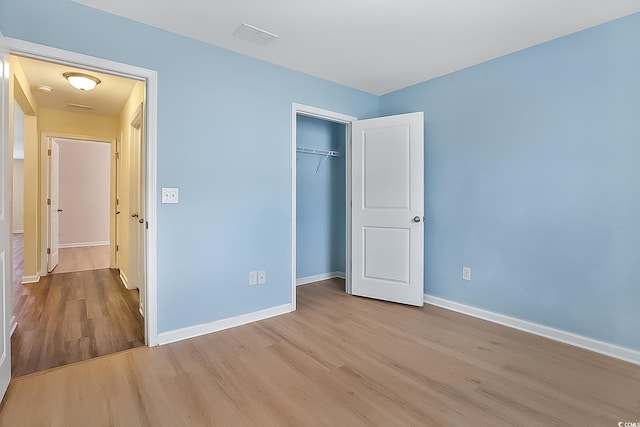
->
xmin=57 ymin=209 xmax=63 ymax=213
xmin=131 ymin=213 xmax=139 ymax=218
xmin=413 ymin=216 xmax=422 ymax=223
xmin=138 ymin=218 xmax=144 ymax=224
xmin=116 ymin=211 xmax=120 ymax=215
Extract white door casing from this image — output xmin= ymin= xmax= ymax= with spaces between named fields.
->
xmin=290 ymin=103 xmax=357 ymax=311
xmin=47 ymin=139 xmax=60 ymax=272
xmin=9 ymin=37 xmax=158 ymax=346
xmin=0 ymin=29 xmax=12 ymax=401
xmin=351 ymin=112 xmax=424 ymax=306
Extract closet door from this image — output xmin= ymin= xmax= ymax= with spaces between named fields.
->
xmin=351 ymin=112 xmax=424 ymax=306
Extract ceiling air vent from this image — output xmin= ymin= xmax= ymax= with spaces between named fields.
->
xmin=233 ymin=23 xmax=278 ymax=46
xmin=67 ymin=103 xmax=95 ymax=110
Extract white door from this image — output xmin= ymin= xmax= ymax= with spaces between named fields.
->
xmin=129 ymin=107 xmax=145 ymax=315
xmin=0 ymin=29 xmax=13 ymax=400
xmin=47 ymin=139 xmax=60 ymax=272
xmin=351 ymin=112 xmax=424 ymax=306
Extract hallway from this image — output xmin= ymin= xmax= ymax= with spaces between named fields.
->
xmin=10 ymin=235 xmax=144 ymax=377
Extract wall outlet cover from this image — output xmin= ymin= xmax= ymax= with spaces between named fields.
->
xmin=257 ymin=270 xmax=266 ymax=285
xmin=161 ymin=187 xmax=179 ymax=204
xmin=462 ymin=267 xmax=472 ymax=281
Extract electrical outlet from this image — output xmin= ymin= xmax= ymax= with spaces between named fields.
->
xmin=462 ymin=266 xmax=471 ymax=281
xmin=161 ymin=187 xmax=179 ymax=204
xmin=257 ymin=270 xmax=266 ymax=285
xmin=248 ymin=271 xmax=257 ymax=285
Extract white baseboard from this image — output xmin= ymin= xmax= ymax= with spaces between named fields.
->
xmin=22 ymin=275 xmax=40 ymax=284
xmin=158 ymin=303 xmax=292 ymax=345
xmin=119 ymin=271 xmax=132 ymax=290
xmin=59 ymin=241 xmax=109 ymax=249
xmin=9 ymin=316 xmax=17 ymax=336
xmin=12 ymin=230 xmax=23 ymax=234
xmin=424 ymin=294 xmax=640 ymax=366
xmin=297 ymin=271 xmax=346 ymax=286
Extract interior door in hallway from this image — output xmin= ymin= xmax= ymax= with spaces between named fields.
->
xmin=129 ymin=105 xmax=145 ymax=315
xmin=351 ymin=112 xmax=424 ymax=306
xmin=47 ymin=139 xmax=60 ymax=272
xmin=0 ymin=29 xmax=12 ymax=400
xmin=115 ymin=136 xmax=122 ymax=268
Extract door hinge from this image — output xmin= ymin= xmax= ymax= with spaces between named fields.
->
xmin=47 ymin=198 xmax=51 ymax=205
xmin=116 ymin=152 xmax=120 ymax=160
xmin=145 ymin=221 xmax=149 ymax=230
xmin=48 ymin=149 xmax=52 ymax=156
xmin=116 ymin=245 xmax=119 ymax=251
xmin=47 ymin=248 xmax=51 ymax=255
xmin=116 ymin=198 xmax=119 ymax=205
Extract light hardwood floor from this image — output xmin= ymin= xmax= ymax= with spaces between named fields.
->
xmin=12 ymin=233 xmax=110 ymax=279
xmin=0 ymin=278 xmax=638 ymax=426
xmin=52 ymin=245 xmax=110 ymax=274
xmin=10 ymin=234 xmax=144 ymax=377
xmin=11 ymin=268 xmax=145 ymax=377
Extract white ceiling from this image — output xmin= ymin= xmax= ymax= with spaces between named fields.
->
xmin=71 ymin=0 xmax=640 ymax=95
xmin=17 ymin=56 xmax=138 ymax=117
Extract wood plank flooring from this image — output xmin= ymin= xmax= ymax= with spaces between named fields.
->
xmin=11 ymin=268 xmax=145 ymax=377
xmin=52 ymin=245 xmax=110 ymax=274
xmin=1 ymin=278 xmax=638 ymax=426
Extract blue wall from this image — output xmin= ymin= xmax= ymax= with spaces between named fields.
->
xmin=0 ymin=0 xmax=379 ymax=333
xmin=381 ymin=13 xmax=640 ymax=350
xmin=296 ymin=115 xmax=346 ymax=278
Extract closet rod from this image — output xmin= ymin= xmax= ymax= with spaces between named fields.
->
xmin=296 ymin=147 xmax=341 ymax=157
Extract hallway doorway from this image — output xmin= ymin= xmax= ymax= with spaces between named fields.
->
xmin=8 ymin=52 xmax=149 ymax=376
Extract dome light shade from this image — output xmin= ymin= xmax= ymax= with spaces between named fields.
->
xmin=63 ymin=72 xmax=101 ymax=91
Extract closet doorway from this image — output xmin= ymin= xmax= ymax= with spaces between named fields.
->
xmin=291 ymin=104 xmax=356 ymax=309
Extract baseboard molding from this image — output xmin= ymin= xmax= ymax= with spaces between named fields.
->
xmin=424 ymin=295 xmax=640 ymax=366
xmin=9 ymin=316 xmax=17 ymax=337
xmin=12 ymin=230 xmax=23 ymax=234
xmin=119 ymin=271 xmax=132 ymax=290
xmin=158 ymin=303 xmax=292 ymax=345
xmin=22 ymin=275 xmax=40 ymax=284
xmin=296 ymin=271 xmax=346 ymax=286
xmin=59 ymin=241 xmax=109 ymax=249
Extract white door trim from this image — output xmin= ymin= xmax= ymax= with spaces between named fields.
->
xmin=40 ymin=133 xmax=116 ymax=275
xmin=291 ymin=103 xmax=357 ymax=311
xmin=9 ymin=38 xmax=159 ymax=347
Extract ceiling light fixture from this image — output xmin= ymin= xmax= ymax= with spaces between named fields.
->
xmin=63 ymin=72 xmax=101 ymax=91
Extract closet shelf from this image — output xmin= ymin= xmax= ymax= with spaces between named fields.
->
xmin=296 ymin=147 xmax=341 ymax=173
xmin=296 ymin=147 xmax=341 ymax=157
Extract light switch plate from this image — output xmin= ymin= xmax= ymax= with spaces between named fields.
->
xmin=162 ymin=187 xmax=179 ymax=204
xmin=249 ymin=271 xmax=257 ymax=285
